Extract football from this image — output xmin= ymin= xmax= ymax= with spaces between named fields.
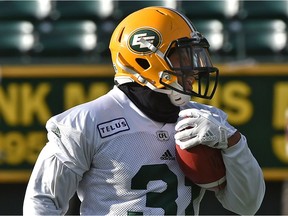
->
xmin=175 ymin=144 xmax=226 ymax=191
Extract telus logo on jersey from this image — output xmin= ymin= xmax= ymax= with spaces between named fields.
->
xmin=97 ymin=118 xmax=130 ymax=138
xmin=128 ymin=28 xmax=162 ymax=54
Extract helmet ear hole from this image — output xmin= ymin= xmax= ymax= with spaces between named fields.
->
xmin=136 ymin=58 xmax=150 ymax=70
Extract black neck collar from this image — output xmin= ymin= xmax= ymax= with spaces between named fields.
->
xmin=118 ymin=83 xmax=180 ymax=123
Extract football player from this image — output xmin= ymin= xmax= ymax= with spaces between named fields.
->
xmin=23 ymin=7 xmax=265 ymax=215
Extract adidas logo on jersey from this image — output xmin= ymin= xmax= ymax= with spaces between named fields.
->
xmin=160 ymin=150 xmax=175 ymax=160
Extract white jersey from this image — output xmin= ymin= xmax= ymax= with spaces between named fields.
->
xmin=23 ymin=86 xmax=265 ymax=215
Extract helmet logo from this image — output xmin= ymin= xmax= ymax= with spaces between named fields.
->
xmin=128 ymin=28 xmax=161 ymax=54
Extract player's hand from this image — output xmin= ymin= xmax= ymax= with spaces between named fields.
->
xmin=174 ymin=108 xmax=230 ymax=150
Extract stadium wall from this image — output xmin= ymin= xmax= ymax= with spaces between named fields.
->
xmin=0 ymin=64 xmax=287 ymax=214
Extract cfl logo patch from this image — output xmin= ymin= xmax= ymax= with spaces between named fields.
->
xmin=156 ymin=130 xmax=170 ymax=141
xmin=128 ymin=28 xmax=161 ymax=54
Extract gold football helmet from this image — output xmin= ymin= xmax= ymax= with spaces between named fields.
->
xmin=109 ymin=7 xmax=219 ymax=106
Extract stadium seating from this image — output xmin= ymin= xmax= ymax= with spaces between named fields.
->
xmin=194 ymin=20 xmax=225 ymax=52
xmin=178 ymin=0 xmax=240 ymax=20
xmin=239 ymin=0 xmax=288 ymax=19
xmin=241 ymin=20 xmax=287 ymax=58
xmin=0 ymin=0 xmax=287 ymax=63
xmin=33 ymin=20 xmax=97 ymax=58
xmin=53 ymin=0 xmax=114 ymax=21
xmin=0 ymin=21 xmax=35 ymax=56
xmin=113 ymin=0 xmax=177 ymax=21
xmin=0 ymin=0 xmax=52 ymax=21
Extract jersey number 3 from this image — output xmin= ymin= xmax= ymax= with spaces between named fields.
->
xmin=131 ymin=164 xmax=199 ymax=215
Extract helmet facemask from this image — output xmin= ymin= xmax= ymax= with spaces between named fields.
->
xmin=161 ymin=34 xmax=219 ymax=100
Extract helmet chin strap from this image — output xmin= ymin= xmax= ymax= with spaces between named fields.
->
xmin=115 ymin=56 xmax=158 ymax=91
xmin=153 ymin=82 xmax=191 ymax=106
xmin=138 ymin=38 xmax=191 ymax=106
xmin=115 ymin=56 xmax=191 ymax=106
xmin=168 ymin=91 xmax=191 ymax=106
xmin=166 ymin=82 xmax=192 ymax=106
xmin=115 ymin=38 xmax=191 ymax=107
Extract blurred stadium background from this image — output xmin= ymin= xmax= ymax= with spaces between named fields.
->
xmin=1 ymin=0 xmax=288 ymax=64
xmin=0 ymin=0 xmax=288 ymax=215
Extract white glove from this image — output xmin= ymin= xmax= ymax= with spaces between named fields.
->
xmin=175 ymin=108 xmax=230 ymax=150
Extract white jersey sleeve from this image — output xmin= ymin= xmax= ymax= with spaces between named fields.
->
xmin=182 ymin=102 xmax=265 ymax=215
xmin=23 ymin=144 xmax=82 ymax=215
xmin=23 ymin=122 xmax=89 ymax=215
xmin=217 ymin=135 xmax=265 ymax=215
